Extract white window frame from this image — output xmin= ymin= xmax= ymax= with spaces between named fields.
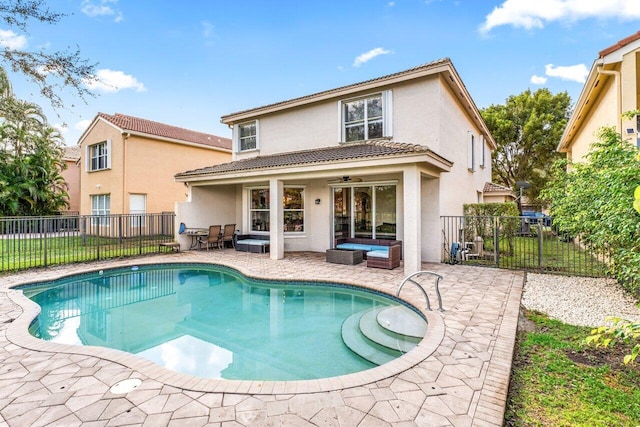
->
xmin=338 ymin=90 xmax=392 ymax=142
xmin=249 ymin=187 xmax=270 ymax=232
xmin=91 ymin=194 xmax=110 ymax=226
xmin=468 ymin=133 xmax=476 ymax=172
xmin=247 ymin=186 xmax=305 ymax=234
xmin=283 ymin=187 xmax=305 ymax=234
xmin=480 ymin=135 xmax=486 ymax=169
xmin=234 ymin=120 xmax=259 ymax=153
xmin=86 ymin=140 xmax=111 ymax=172
xmin=129 ymin=194 xmax=146 ymax=227
xmin=330 ymin=181 xmax=398 ymax=241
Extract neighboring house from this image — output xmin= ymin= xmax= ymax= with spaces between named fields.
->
xmin=61 ymin=145 xmax=81 ymax=213
xmin=174 ymin=58 xmax=496 ymax=274
xmin=78 ymin=113 xmax=232 ymax=217
xmin=558 ymin=30 xmax=640 ymax=162
xmin=482 ymin=182 xmax=516 ymax=203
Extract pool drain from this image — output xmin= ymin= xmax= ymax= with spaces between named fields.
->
xmin=110 ymin=378 xmax=142 ymax=394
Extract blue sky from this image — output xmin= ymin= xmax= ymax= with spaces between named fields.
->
xmin=3 ymin=0 xmax=640 ymax=145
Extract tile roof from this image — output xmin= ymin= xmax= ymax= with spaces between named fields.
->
xmin=599 ymin=30 xmax=640 ymax=57
xmin=97 ymin=113 xmax=232 ymax=150
xmin=62 ymin=145 xmax=81 ymax=161
xmin=483 ymin=182 xmax=515 ymax=194
xmin=175 ymin=140 xmax=447 ymax=179
xmin=221 ymin=58 xmax=451 ymax=121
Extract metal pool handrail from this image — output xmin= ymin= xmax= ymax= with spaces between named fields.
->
xmin=397 ymin=271 xmax=444 ymax=312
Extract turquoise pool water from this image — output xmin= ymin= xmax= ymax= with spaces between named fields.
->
xmin=22 ymin=263 xmax=405 ymax=381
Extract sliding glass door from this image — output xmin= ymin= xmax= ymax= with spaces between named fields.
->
xmin=332 ymin=184 xmax=396 ymax=242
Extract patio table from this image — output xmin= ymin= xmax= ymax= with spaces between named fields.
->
xmin=183 ymin=228 xmax=208 ymax=250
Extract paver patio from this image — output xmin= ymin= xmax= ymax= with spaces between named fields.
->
xmin=0 ymin=250 xmax=523 ymax=426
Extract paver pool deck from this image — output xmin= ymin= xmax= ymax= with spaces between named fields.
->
xmin=0 ymin=250 xmax=523 ymax=426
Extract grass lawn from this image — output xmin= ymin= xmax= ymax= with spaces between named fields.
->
xmin=467 ymin=231 xmax=609 ymax=277
xmin=0 ymin=235 xmax=170 ymax=271
xmin=506 ymin=310 xmax=640 ymax=426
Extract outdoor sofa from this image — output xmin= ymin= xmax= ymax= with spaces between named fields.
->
xmin=235 ymin=234 xmax=270 ymax=253
xmin=333 ymin=238 xmax=402 ymax=269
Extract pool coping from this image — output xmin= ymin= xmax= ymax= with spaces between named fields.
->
xmin=5 ymin=259 xmax=446 ymax=395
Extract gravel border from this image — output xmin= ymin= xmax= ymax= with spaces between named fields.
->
xmin=522 ymin=273 xmax=640 ymax=327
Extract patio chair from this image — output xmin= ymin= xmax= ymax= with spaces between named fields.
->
xmin=220 ymin=224 xmax=236 ymax=248
xmin=198 ymin=225 xmax=222 ymax=250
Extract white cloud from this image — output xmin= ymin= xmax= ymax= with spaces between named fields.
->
xmin=53 ymin=123 xmax=68 ymax=135
xmin=202 ymin=21 xmax=214 ymax=38
xmin=545 ymin=63 xmax=589 ymax=83
xmin=0 ymin=29 xmax=27 ymax=50
xmin=388 ymin=1 xmax=395 ymax=7
xmin=74 ymin=120 xmax=92 ymax=132
xmin=353 ymin=47 xmax=393 ymax=67
xmin=480 ymin=0 xmax=640 ymax=34
xmin=530 ymin=75 xmax=548 ymax=84
xmin=81 ymin=0 xmax=123 ymax=23
xmin=83 ymin=69 xmax=146 ymax=93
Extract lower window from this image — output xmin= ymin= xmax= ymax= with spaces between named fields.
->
xmin=91 ymin=194 xmax=110 ymax=226
xmin=249 ymin=187 xmax=305 ymax=233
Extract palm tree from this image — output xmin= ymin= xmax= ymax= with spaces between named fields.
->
xmin=0 ymin=67 xmax=68 ymax=216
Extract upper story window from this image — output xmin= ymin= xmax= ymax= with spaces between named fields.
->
xmin=340 ymin=91 xmax=392 ymax=142
xmin=235 ymin=121 xmax=259 ymax=152
xmin=468 ymin=133 xmax=476 ymax=172
xmin=87 ymin=140 xmax=110 ymax=172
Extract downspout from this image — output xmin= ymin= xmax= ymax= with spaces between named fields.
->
xmin=122 ymin=132 xmax=130 ymax=213
xmin=596 ymin=63 xmax=622 ymax=133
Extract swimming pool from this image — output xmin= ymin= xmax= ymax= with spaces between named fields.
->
xmin=20 ymin=263 xmax=427 ymax=381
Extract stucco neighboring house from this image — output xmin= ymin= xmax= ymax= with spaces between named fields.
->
xmin=61 ymin=145 xmax=81 ymax=213
xmin=78 ymin=113 xmax=232 ymax=217
xmin=558 ymin=31 xmax=640 ymax=162
xmin=174 ymin=58 xmax=496 ymax=274
xmin=482 ymin=182 xmax=516 ymax=203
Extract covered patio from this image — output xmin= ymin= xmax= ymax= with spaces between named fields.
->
xmin=174 ymin=140 xmax=454 ymax=275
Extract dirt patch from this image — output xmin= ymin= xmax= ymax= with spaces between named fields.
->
xmin=565 ymin=345 xmax=639 ymax=374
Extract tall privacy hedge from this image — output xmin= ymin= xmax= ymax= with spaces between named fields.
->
xmin=542 ymin=127 xmax=640 ymax=294
xmin=462 ymin=202 xmax=520 ymax=255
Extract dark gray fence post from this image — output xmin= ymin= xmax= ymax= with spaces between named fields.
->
xmin=494 ymin=217 xmax=500 ymax=267
xmin=537 ymin=222 xmax=543 ymax=268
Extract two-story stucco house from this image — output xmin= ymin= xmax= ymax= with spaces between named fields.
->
xmin=558 ymin=31 xmax=640 ymax=161
xmin=78 ymin=113 xmax=232 ymax=217
xmin=174 ymin=59 xmax=496 ymax=274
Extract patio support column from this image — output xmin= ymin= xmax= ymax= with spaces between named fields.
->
xmin=403 ymin=165 xmax=422 ymax=274
xmin=269 ymin=178 xmax=285 ymax=259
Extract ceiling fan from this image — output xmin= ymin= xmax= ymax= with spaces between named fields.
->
xmin=327 ymin=176 xmax=364 ymax=183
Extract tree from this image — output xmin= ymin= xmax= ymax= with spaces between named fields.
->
xmin=480 ymin=88 xmax=572 ymax=210
xmin=0 ymin=67 xmax=68 ymax=215
xmin=0 ymin=0 xmax=96 ymax=109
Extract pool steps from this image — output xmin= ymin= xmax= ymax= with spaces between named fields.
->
xmin=341 ymin=306 xmax=427 ymax=365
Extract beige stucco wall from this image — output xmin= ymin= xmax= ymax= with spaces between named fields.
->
xmin=234 ymin=76 xmax=443 ymax=159
xmin=568 ymin=76 xmax=618 ymax=163
xmin=61 ymin=159 xmax=80 ymax=212
xmin=568 ymin=49 xmax=640 ymax=163
xmin=231 ymin=74 xmax=490 ymax=219
xmin=80 ymin=120 xmax=231 ymax=215
xmin=80 ymin=121 xmax=124 ymax=215
xmin=175 ymin=185 xmax=239 ymax=250
xmin=437 ymin=78 xmax=492 ymax=215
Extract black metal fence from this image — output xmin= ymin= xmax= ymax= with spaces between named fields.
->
xmin=0 ymin=212 xmax=176 ymax=272
xmin=441 ymin=216 xmax=611 ymax=277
